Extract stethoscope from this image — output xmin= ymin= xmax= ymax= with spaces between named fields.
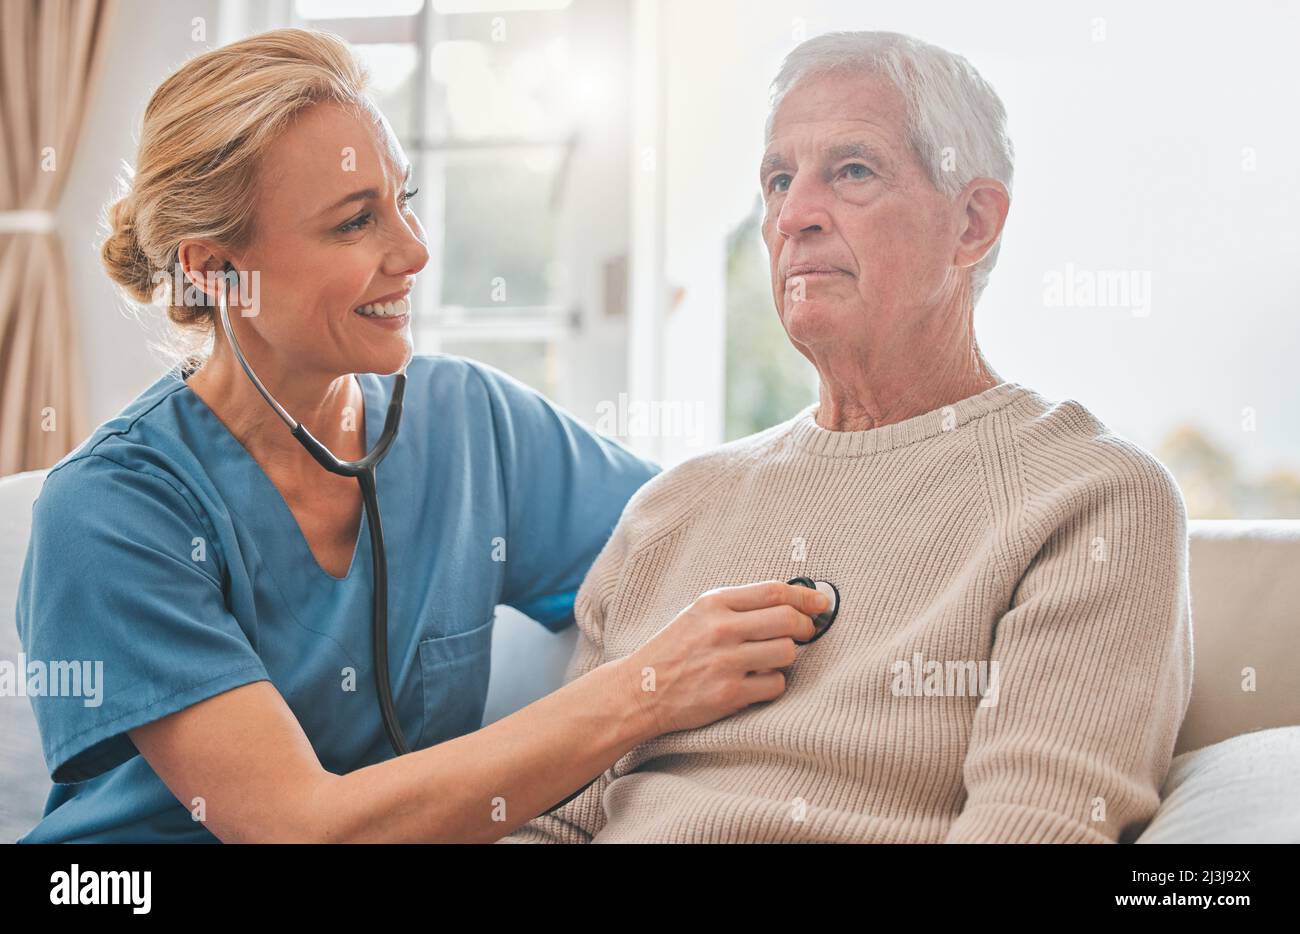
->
xmin=217 ymin=265 xmax=414 ymax=757
xmin=786 ymin=577 xmax=841 ymax=643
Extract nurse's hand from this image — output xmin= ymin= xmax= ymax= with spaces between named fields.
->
xmin=622 ymin=580 xmax=827 ymax=737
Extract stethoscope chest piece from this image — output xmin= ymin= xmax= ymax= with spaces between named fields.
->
xmin=787 ymin=576 xmax=840 ymax=644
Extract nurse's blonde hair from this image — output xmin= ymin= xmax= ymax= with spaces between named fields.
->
xmin=100 ymin=27 xmax=375 ymax=370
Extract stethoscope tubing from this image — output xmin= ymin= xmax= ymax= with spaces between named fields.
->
xmin=218 ymin=268 xmax=411 ymax=757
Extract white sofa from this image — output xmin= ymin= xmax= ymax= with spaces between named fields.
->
xmin=2 ymin=467 xmax=1297 ymax=843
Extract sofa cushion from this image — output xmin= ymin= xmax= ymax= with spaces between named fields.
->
xmin=1180 ymin=520 xmax=1300 ymax=754
xmin=1136 ymin=725 xmax=1300 ymax=843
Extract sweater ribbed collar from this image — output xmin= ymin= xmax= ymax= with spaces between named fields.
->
xmin=786 ymin=381 xmax=1035 ymax=457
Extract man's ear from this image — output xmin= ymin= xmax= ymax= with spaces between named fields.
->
xmin=953 ymin=177 xmax=1010 ymax=271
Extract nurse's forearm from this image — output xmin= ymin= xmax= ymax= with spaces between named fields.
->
xmin=309 ymin=657 xmax=654 ymax=842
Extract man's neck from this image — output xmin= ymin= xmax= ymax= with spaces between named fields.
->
xmin=812 ymin=345 xmax=1002 ymax=433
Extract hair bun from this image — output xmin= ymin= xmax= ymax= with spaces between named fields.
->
xmin=100 ymin=195 xmax=158 ymax=303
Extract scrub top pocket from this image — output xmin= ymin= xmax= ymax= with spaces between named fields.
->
xmin=417 ymin=613 xmax=495 ymax=748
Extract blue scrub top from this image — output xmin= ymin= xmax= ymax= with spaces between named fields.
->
xmin=14 ymin=353 xmax=658 ymax=843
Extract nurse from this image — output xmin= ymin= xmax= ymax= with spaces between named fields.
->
xmin=14 ymin=28 xmax=825 ymax=843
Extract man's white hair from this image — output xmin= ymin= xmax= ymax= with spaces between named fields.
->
xmin=766 ymin=31 xmax=1014 ymax=305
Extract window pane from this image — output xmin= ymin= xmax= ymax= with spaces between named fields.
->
xmin=427 ymin=10 xmax=573 ymax=141
xmin=438 ymin=152 xmax=562 ymax=309
xmin=353 ymin=43 xmax=419 ymax=139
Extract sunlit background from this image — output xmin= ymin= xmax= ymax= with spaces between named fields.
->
xmin=46 ymin=0 xmax=1300 ymax=516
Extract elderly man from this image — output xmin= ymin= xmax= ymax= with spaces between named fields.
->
xmin=502 ymin=30 xmax=1191 ymax=843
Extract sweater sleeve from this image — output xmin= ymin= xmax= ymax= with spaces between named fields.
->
xmin=496 ymin=518 xmax=635 ymax=843
xmin=945 ymin=453 xmax=1193 ymax=843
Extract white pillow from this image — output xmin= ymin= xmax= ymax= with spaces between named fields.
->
xmin=1136 ymin=725 xmax=1300 ymax=843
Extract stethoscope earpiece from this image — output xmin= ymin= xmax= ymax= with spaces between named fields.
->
xmin=787 ymin=576 xmax=840 ymax=644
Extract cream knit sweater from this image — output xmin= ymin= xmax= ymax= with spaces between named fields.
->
xmin=501 ymin=381 xmax=1193 ymax=843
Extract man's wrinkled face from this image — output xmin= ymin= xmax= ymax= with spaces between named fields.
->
xmin=760 ymin=71 xmax=962 ymax=352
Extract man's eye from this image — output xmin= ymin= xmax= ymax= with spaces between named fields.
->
xmin=840 ymin=163 xmax=874 ymax=181
xmin=767 ymin=173 xmax=792 ymax=194
xmin=400 ymin=186 xmax=419 ymax=207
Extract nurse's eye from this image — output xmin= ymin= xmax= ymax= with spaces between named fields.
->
xmin=339 ymin=188 xmax=419 ymax=233
xmin=767 ymin=173 xmax=792 ymax=195
xmin=339 ymin=212 xmax=372 ymax=234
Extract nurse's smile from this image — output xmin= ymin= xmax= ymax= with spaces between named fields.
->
xmin=352 ymin=287 xmax=412 ymax=330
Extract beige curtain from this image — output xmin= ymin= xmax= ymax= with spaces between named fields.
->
xmin=0 ymin=0 xmax=116 ymax=476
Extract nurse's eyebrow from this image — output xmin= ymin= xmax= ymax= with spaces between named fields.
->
xmin=318 ymin=164 xmax=413 ymax=217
